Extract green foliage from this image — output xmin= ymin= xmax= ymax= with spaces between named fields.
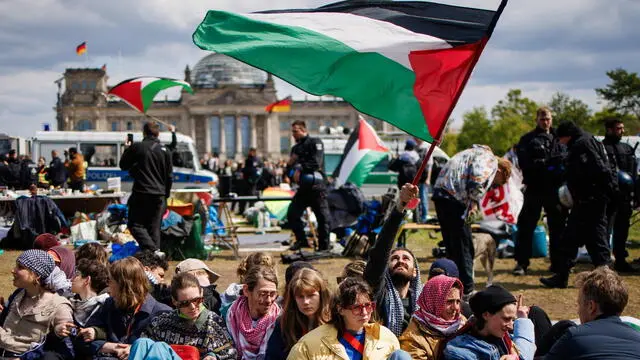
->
xmin=456 ymin=90 xmax=537 ymax=156
xmin=491 ymin=89 xmax=539 ymax=122
xmin=596 ymin=68 xmax=640 ymax=119
xmin=457 ymin=107 xmax=492 ymax=151
xmin=440 ymin=131 xmax=459 ymax=156
xmin=548 ymin=92 xmax=596 ymax=133
xmin=452 ymin=68 xmax=640 ymax=157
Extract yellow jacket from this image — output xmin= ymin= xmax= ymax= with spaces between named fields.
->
xmin=287 ymin=323 xmax=400 ymax=360
xmin=399 ymin=316 xmax=466 ymax=360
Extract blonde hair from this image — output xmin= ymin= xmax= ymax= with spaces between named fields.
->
xmin=109 ymin=257 xmax=149 ymax=310
xmin=576 ymin=267 xmax=628 ymax=316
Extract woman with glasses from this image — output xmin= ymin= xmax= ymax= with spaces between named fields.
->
xmin=265 ymin=268 xmax=331 ymax=359
xmin=79 ymin=257 xmax=171 ymax=360
xmin=288 ymin=277 xmax=411 ymax=360
xmin=129 ymin=272 xmax=238 ymax=360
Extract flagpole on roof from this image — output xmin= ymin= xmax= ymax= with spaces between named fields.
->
xmin=405 ymin=0 xmax=509 ymax=210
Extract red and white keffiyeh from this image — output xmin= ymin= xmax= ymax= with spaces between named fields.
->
xmin=413 ymin=275 xmax=463 ymax=335
xmin=226 ymin=295 xmax=281 ymax=358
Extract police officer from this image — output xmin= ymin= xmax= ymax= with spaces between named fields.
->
xmin=120 ymin=121 xmax=173 ymax=254
xmin=541 ymin=121 xmax=616 ymax=288
xmin=287 ymin=120 xmax=331 ymax=251
xmin=512 ymin=107 xmax=567 ymax=276
xmin=603 ymin=118 xmax=638 ymax=272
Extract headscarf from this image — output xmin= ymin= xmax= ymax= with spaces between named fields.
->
xmin=48 ymin=246 xmax=76 ymax=279
xmin=414 ymin=275 xmax=464 ymax=335
xmin=17 ymin=249 xmax=55 ymax=281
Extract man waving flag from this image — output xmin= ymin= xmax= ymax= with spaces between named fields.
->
xmin=193 ymin=0 xmax=508 ymax=143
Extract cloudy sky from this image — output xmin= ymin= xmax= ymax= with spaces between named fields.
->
xmin=1 ymin=0 xmax=639 ymax=137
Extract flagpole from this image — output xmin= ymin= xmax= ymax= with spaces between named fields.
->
xmin=145 ymin=113 xmax=172 ymax=128
xmin=406 ymin=0 xmax=509 ymax=209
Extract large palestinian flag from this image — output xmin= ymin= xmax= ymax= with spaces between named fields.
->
xmin=333 ymin=117 xmax=389 ymax=187
xmin=193 ymin=0 xmax=508 ymax=142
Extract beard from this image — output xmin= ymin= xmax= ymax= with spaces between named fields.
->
xmin=390 ymin=266 xmax=414 ymax=286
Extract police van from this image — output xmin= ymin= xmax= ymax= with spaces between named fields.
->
xmin=31 ymin=131 xmax=218 ymax=190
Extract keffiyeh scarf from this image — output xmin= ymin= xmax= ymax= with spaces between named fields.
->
xmin=226 ymin=295 xmax=280 ymax=358
xmin=413 ymin=275 xmax=463 ymax=335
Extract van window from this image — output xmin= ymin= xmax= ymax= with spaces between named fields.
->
xmin=39 ymin=143 xmax=74 ymax=163
xmin=324 ymin=153 xmax=342 ymax=174
xmin=81 ymin=144 xmax=118 ymax=167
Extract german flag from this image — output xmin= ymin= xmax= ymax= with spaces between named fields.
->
xmin=76 ymin=42 xmax=87 ymax=56
xmin=265 ymin=97 xmax=292 ymax=113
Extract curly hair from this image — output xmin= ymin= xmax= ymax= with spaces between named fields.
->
xmin=76 ymin=258 xmax=109 ymax=293
xmin=75 ymin=242 xmax=108 ymax=265
xmin=237 ymin=252 xmax=274 ymax=283
xmin=109 ymin=257 xmax=149 ymax=311
xmin=134 ymin=250 xmax=169 ymax=271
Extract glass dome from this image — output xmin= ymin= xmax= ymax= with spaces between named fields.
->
xmin=192 ymin=53 xmax=267 ymax=88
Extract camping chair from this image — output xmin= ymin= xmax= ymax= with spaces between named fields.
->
xmin=209 ymin=201 xmax=240 ymax=259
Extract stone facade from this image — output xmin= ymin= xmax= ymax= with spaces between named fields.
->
xmin=56 ymin=54 xmax=395 ymax=160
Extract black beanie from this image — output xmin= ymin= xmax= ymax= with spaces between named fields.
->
xmin=555 ymin=121 xmax=580 ymax=138
xmin=470 ymin=285 xmax=517 ymax=315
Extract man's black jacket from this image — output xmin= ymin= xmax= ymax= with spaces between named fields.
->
xmin=120 ymin=137 xmax=173 ymax=197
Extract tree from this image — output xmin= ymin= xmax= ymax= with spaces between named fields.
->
xmin=490 ymin=115 xmax=533 ymax=155
xmin=440 ymin=131 xmax=459 ymax=156
xmin=457 ymin=107 xmax=492 ymax=151
xmin=596 ymin=68 xmax=640 ymax=119
xmin=491 ymin=89 xmax=539 ymax=123
xmin=548 ymin=92 xmax=596 ymax=133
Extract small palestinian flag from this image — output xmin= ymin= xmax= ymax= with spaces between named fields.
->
xmin=108 ymin=77 xmax=193 ymax=114
xmin=333 ymin=116 xmax=389 ymax=187
xmin=193 ymin=0 xmax=508 ymax=142
xmin=76 ymin=42 xmax=87 ymax=56
xmin=265 ymin=97 xmax=292 ymax=113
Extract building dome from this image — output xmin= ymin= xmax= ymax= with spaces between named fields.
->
xmin=192 ymin=53 xmax=267 ymax=88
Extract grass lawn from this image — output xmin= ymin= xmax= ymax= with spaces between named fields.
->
xmin=1 ymin=221 xmax=639 ymax=320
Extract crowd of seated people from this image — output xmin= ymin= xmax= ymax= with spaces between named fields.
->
xmin=0 ymin=184 xmax=638 ymax=360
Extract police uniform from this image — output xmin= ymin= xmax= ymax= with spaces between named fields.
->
xmin=514 ymin=127 xmax=567 ymax=272
xmin=287 ymin=135 xmax=331 ymax=251
xmin=603 ymin=135 xmax=637 ymax=268
xmin=541 ymin=125 xmax=615 ymax=288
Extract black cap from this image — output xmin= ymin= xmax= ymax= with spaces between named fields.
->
xmin=555 ymin=121 xmax=580 ymax=139
xmin=469 ymin=285 xmax=516 ymax=315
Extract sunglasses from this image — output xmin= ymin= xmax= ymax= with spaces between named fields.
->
xmin=344 ymin=302 xmax=376 ymax=315
xmin=175 ymin=296 xmax=204 ymax=309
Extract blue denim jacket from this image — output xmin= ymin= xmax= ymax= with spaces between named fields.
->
xmin=443 ymin=318 xmax=536 ymax=360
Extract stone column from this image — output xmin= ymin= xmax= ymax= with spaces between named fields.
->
xmin=204 ymin=116 xmax=212 ymax=155
xmin=250 ymin=114 xmax=257 ymax=149
xmin=235 ymin=115 xmax=242 ymax=158
xmin=219 ymin=116 xmax=226 ymax=159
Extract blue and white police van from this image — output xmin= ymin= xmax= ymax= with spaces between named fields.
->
xmin=31 ymin=131 xmax=218 ymax=191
